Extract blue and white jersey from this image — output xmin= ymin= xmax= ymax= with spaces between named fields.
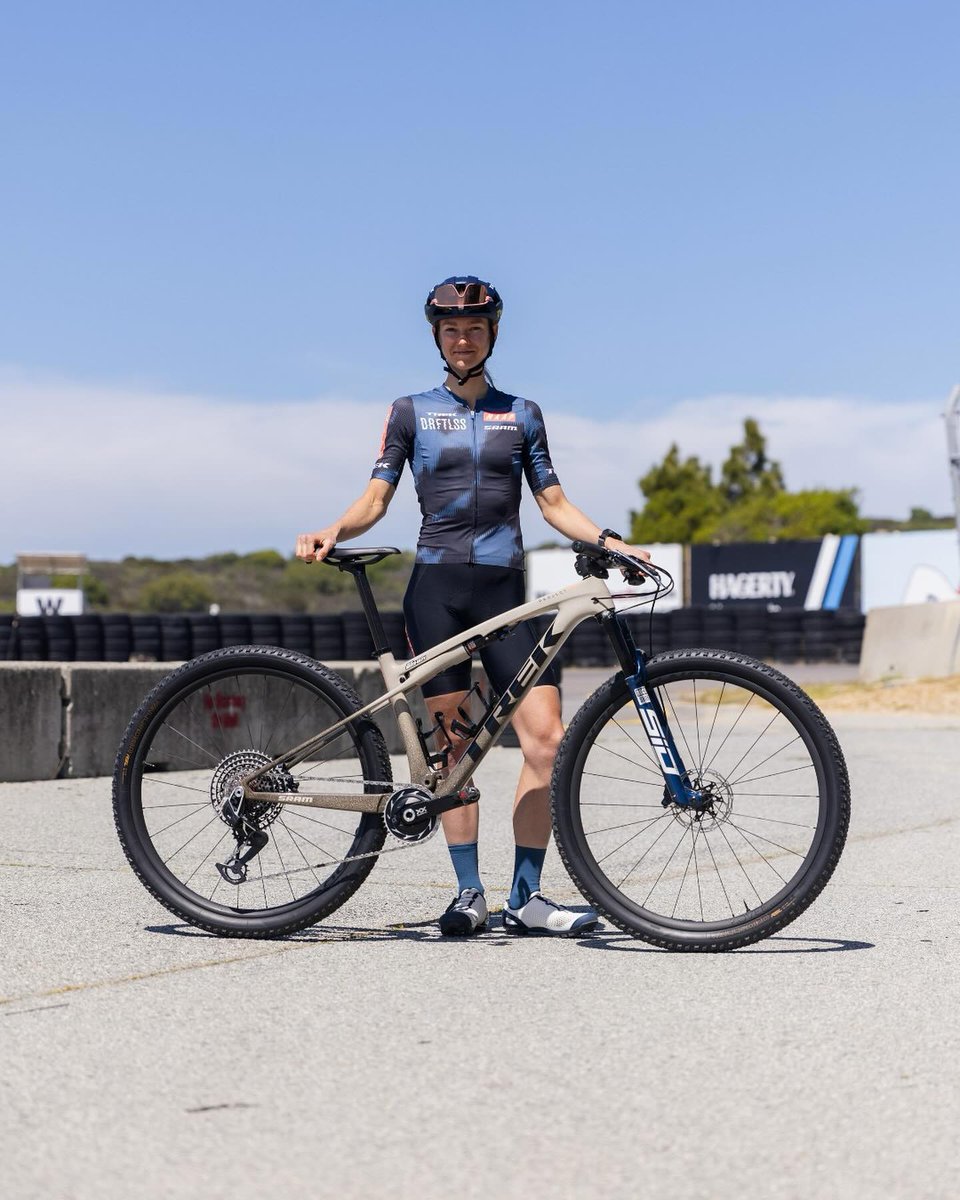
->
xmin=371 ymin=385 xmax=560 ymax=568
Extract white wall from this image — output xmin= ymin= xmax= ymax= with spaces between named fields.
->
xmin=526 ymin=545 xmax=684 ymax=610
xmin=860 ymin=529 xmax=959 ymax=609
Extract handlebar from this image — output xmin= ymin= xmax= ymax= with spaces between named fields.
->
xmin=570 ymin=540 xmax=672 ymax=596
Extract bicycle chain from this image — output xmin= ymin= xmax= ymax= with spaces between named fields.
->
xmin=253 ymin=774 xmax=436 ymax=883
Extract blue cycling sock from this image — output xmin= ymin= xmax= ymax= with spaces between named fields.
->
xmin=448 ymin=841 xmax=483 ymax=895
xmin=509 ymin=845 xmax=547 ymax=909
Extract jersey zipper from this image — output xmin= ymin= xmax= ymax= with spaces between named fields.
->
xmin=470 ymin=406 xmax=479 ymax=564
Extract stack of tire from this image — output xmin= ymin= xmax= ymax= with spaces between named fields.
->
xmin=190 ymin=615 xmax=221 ymax=656
xmin=73 ymin=616 xmax=104 ymax=661
xmin=131 ymin=615 xmax=162 ymax=659
xmin=311 ymin=615 xmax=344 ymax=660
xmin=833 ymin=610 xmax=866 ymax=662
xmin=160 ymin=615 xmax=192 ymax=661
xmin=0 ymin=615 xmax=15 ymax=660
xmin=701 ymin=607 xmax=739 ymax=653
xmin=102 ymin=614 xmax=133 ymax=662
xmin=341 ymin=612 xmax=375 ymax=660
xmin=279 ymin=615 xmax=313 ymax=655
xmin=219 ymin=614 xmax=252 ymax=648
xmin=768 ymin=609 xmax=804 ymax=662
xmin=734 ymin=607 xmax=771 ymax=660
xmin=17 ymin=616 xmax=47 ymax=660
xmin=565 ymin=616 xmax=616 ymax=666
xmin=668 ymin=606 xmax=703 ymax=650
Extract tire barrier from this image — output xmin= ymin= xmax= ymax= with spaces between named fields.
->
xmin=0 ymin=606 xmax=866 ymax=665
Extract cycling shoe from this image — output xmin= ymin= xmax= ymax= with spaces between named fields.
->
xmin=502 ymin=891 xmax=599 ymax=936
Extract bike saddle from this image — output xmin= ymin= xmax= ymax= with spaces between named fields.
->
xmin=322 ymin=546 xmax=401 ymax=567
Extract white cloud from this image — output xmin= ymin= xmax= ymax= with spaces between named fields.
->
xmin=0 ymin=367 xmax=953 ymax=563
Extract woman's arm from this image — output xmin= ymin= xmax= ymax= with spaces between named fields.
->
xmin=295 ymin=478 xmax=396 ymax=563
xmin=533 ymin=484 xmax=651 ymax=562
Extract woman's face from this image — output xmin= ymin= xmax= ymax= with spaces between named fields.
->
xmin=437 ymin=316 xmax=493 ymax=375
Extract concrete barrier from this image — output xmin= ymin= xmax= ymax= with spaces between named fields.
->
xmin=0 ymin=658 xmax=517 ymax=781
xmin=0 ymin=664 xmax=64 ymax=781
xmin=859 ymin=600 xmax=960 ymax=683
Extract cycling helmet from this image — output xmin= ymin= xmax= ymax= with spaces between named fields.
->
xmin=424 ymin=276 xmax=502 ymax=384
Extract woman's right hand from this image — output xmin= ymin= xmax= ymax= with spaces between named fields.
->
xmin=295 ymin=527 xmax=338 ymax=563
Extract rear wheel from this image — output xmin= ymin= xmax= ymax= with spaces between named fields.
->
xmin=113 ymin=646 xmax=390 ymax=937
xmin=551 ymin=649 xmax=850 ymax=951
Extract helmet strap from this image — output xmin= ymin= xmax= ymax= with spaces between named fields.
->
xmin=433 ymin=322 xmax=497 ymax=386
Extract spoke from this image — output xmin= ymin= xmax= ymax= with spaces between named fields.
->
xmin=713 ymin=822 xmax=764 ymax=907
xmin=720 ymin=710 xmax=785 ymax=786
xmin=183 ymin=827 xmax=233 ymax=887
xmin=588 ymin=815 xmax=674 ymax=837
xmin=143 ymin=801 xmax=214 ymax=809
xmin=199 ymin=681 xmax=231 ymax=762
xmin=727 ymin=732 xmax=804 ymax=787
xmin=580 ymin=800 xmax=668 ymax=809
xmin=161 ymin=811 xmax=223 ymax=865
xmin=598 ymin=726 xmax=663 ymax=779
xmin=700 ymin=681 xmax=726 ymax=770
xmin=701 ymin=691 xmax=756 ymax=776
xmin=263 ymin=678 xmax=297 ymax=757
xmin=732 ymin=762 xmax=815 ymax=787
xmin=149 ymin=804 xmax=211 ymax=837
xmin=641 ymin=824 xmax=690 ymax=907
xmin=281 ymin=808 xmax=363 ymax=836
xmin=692 ymin=679 xmax=703 ymax=766
xmin=270 ymin=831 xmax=299 ymax=902
xmin=702 ymin=825 xmax=735 ymax=917
xmin=672 ymin=823 xmax=702 ymax=918
xmin=583 ymin=769 xmax=662 ymax=787
xmin=594 ymin=812 xmax=672 ymax=864
xmin=237 ymin=674 xmax=258 ymax=749
xmin=161 ymin=722 xmax=221 ymax=766
xmin=725 ymin=821 xmax=804 ymax=864
xmin=279 ymin=815 xmax=347 ymax=864
xmin=278 ymin=817 xmax=324 ymax=890
xmin=616 ymin=816 xmax=678 ymax=890
xmin=141 ymin=776 xmax=208 ymax=796
xmin=732 ymin=810 xmax=816 ymax=829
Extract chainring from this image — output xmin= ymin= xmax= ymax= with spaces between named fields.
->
xmin=383 ymin=785 xmax=439 ymax=844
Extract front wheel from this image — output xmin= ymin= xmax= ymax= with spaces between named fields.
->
xmin=551 ymin=649 xmax=850 ymax=951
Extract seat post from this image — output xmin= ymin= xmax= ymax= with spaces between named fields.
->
xmin=344 ymin=565 xmax=391 ymax=657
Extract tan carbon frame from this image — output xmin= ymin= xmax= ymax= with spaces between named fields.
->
xmin=246 ymin=574 xmax=616 ymax=812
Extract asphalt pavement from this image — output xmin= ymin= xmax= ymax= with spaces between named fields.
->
xmin=1 ymin=671 xmax=958 ymax=1200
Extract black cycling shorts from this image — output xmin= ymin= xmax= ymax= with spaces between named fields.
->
xmin=403 ymin=563 xmax=561 ymax=700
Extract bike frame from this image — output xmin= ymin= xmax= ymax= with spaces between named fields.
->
xmin=243 ymin=565 xmax=700 ymax=815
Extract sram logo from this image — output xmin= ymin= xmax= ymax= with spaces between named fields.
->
xmin=632 ymin=686 xmax=680 ymax=775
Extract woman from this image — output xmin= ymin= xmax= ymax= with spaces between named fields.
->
xmin=296 ymin=276 xmax=649 ymax=937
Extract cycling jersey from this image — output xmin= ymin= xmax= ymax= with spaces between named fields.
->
xmin=371 ymin=385 xmax=560 ymax=569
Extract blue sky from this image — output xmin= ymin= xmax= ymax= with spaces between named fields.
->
xmin=2 ymin=1 xmax=958 ymax=559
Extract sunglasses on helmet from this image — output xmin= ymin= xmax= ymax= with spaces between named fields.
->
xmin=430 ymin=282 xmax=495 ymax=309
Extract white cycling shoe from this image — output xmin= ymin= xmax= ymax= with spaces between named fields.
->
xmin=502 ymin=891 xmax=599 ymax=936
xmin=438 ymin=887 xmax=488 ymax=936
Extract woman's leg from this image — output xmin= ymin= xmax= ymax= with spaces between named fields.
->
xmin=509 ymin=683 xmax=564 ymax=847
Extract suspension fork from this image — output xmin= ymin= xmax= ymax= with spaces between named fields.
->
xmin=598 ymin=612 xmax=703 ymax=808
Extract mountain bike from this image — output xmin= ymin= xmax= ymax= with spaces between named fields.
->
xmin=113 ymin=542 xmax=850 ymax=951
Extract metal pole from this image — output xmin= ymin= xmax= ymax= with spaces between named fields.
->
xmin=946 ymin=385 xmax=960 ymax=566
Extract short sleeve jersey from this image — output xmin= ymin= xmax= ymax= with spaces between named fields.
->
xmin=371 ymin=385 xmax=560 ymax=568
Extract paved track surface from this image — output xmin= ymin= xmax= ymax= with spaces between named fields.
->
xmin=2 ymin=673 xmax=958 ymax=1200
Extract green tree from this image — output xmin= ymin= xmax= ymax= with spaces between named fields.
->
xmin=719 ymin=417 xmax=785 ymax=504
xmin=630 ymin=419 xmax=865 ymax=543
xmin=629 ymin=444 xmax=724 ymax=544
xmin=139 ymin=571 xmax=215 ymax=613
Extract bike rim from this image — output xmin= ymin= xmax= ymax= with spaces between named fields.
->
xmin=570 ymin=669 xmax=832 ymax=932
